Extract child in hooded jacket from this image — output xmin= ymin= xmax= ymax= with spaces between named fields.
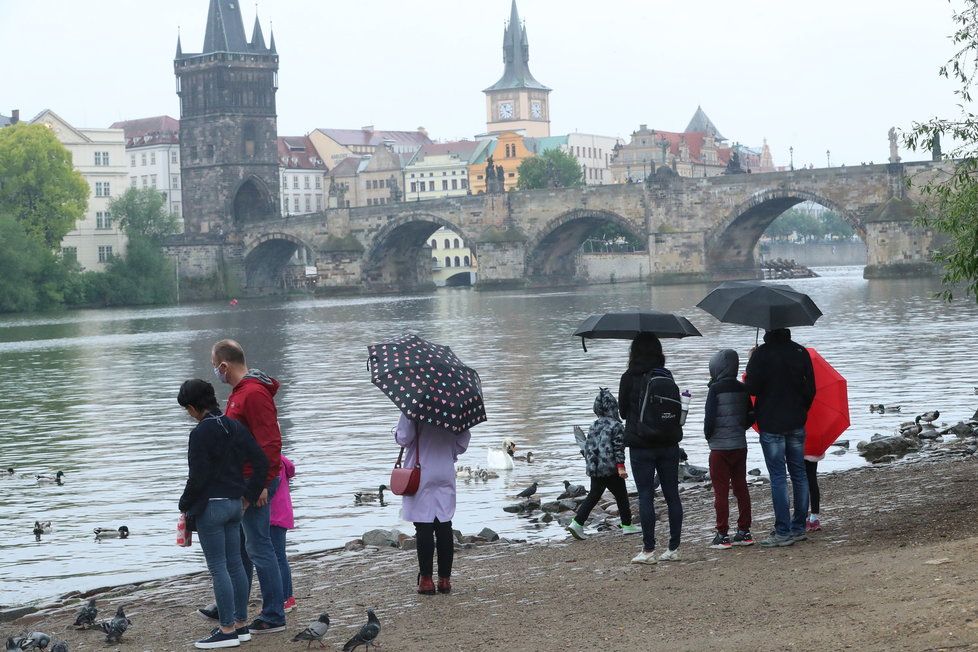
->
xmin=566 ymin=388 xmax=639 ymax=540
xmin=269 ymin=455 xmax=296 ymax=612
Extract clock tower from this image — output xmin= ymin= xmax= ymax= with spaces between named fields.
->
xmin=483 ymin=1 xmax=551 ymax=137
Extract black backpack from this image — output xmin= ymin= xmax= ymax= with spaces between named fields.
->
xmin=637 ymin=373 xmax=684 ymax=445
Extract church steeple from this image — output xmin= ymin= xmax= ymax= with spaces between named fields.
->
xmin=251 ymin=14 xmax=266 ymax=50
xmin=176 ymin=31 xmax=183 ymax=57
xmin=484 ymin=0 xmax=549 ymax=92
xmin=269 ymin=28 xmax=277 ymax=53
xmin=202 ymin=0 xmax=249 ymax=53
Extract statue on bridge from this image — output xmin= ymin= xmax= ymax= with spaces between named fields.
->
xmin=388 ymin=174 xmax=403 ymax=203
xmin=888 ymin=127 xmax=901 ymax=164
xmin=724 ymin=150 xmax=745 ymax=174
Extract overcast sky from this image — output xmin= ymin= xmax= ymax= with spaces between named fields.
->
xmin=0 ymin=1 xmax=963 ymax=168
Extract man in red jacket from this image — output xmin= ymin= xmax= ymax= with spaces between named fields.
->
xmin=205 ymin=339 xmax=286 ymax=633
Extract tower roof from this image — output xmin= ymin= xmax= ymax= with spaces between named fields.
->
xmin=685 ymin=106 xmax=725 ymax=141
xmin=484 ymin=0 xmax=550 ymax=92
xmin=202 ymin=0 xmax=249 ymax=53
xmin=251 ymin=15 xmax=266 ymax=50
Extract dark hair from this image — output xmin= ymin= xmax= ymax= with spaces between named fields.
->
xmin=177 ymin=379 xmax=220 ymax=413
xmin=212 ymin=339 xmax=246 ymax=365
xmin=628 ymin=333 xmax=665 ymax=371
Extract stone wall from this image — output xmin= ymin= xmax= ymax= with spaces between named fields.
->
xmin=579 ymin=252 xmax=649 ymax=284
xmin=762 ymin=241 xmax=868 ymax=266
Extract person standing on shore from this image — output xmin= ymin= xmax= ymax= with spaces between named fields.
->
xmin=618 ymin=334 xmax=684 ymax=565
xmin=566 ymin=388 xmax=639 ymax=540
xmin=269 ymin=454 xmax=297 ymax=612
xmin=804 ymin=453 xmax=823 ymax=532
xmin=703 ymin=349 xmax=755 ymax=549
xmin=206 ymin=340 xmax=287 ymax=633
xmin=745 ymin=328 xmax=815 ymax=547
xmin=178 ymin=379 xmax=269 ymax=649
xmin=394 ymin=414 xmax=471 ymax=595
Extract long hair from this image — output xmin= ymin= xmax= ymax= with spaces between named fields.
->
xmin=628 ymin=333 xmax=665 ymax=371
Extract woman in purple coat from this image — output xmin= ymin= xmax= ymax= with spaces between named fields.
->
xmin=394 ymin=413 xmax=471 ymax=595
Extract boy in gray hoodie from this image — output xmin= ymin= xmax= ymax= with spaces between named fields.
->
xmin=703 ymin=349 xmax=755 ymax=549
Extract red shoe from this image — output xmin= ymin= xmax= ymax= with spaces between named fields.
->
xmin=437 ymin=577 xmax=452 ymax=594
xmin=417 ymin=575 xmax=436 ymax=595
xmin=283 ymin=596 xmax=297 ymax=613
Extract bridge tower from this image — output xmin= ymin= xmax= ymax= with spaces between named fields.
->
xmin=174 ymin=0 xmax=280 ymax=235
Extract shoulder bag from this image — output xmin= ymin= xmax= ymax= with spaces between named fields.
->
xmin=390 ymin=423 xmax=421 ymax=496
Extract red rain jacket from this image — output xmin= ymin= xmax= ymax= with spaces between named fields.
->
xmin=226 ymin=371 xmax=282 ymax=487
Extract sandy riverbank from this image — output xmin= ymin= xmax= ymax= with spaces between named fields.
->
xmin=5 ymin=453 xmax=978 ymax=651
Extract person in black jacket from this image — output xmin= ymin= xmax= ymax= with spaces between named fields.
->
xmin=618 ymin=333 xmax=684 ymax=565
xmin=178 ymin=379 xmax=269 ymax=650
xmin=745 ymin=328 xmax=816 ymax=548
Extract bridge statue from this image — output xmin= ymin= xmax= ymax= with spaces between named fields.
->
xmin=889 ymin=127 xmax=901 ymax=164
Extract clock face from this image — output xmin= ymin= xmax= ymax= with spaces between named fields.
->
xmin=530 ymin=101 xmax=543 ymax=119
xmin=498 ymin=102 xmax=514 ymax=119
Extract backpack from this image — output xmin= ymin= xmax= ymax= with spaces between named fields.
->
xmin=637 ymin=373 xmax=684 ymax=445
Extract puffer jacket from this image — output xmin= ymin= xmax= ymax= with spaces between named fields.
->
xmin=584 ymin=389 xmax=626 ymax=478
xmin=703 ymin=349 xmax=755 ymax=451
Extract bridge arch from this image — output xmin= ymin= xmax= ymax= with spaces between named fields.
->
xmin=706 ymin=188 xmax=865 ymax=275
xmin=363 ymin=212 xmax=474 ymax=293
xmin=230 ymin=176 xmax=276 ymax=224
xmin=243 ymin=232 xmax=316 ymax=292
xmin=525 ymin=208 xmax=646 ymax=280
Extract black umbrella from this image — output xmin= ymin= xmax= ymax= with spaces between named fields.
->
xmin=574 ymin=310 xmax=702 ymax=351
xmin=367 ymin=334 xmax=486 ymax=433
xmin=696 ymin=281 xmax=823 ymax=332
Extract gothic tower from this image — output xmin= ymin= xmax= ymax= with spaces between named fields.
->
xmin=174 ymin=0 xmax=280 ymax=234
xmin=483 ymin=0 xmax=551 ymax=137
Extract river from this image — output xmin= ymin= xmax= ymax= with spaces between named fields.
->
xmin=1 ymin=266 xmax=976 ymax=606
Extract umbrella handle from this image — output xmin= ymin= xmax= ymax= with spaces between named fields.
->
xmin=581 ymin=337 xmax=588 ymax=353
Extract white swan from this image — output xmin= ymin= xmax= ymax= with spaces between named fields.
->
xmin=486 ymin=437 xmax=516 ymax=471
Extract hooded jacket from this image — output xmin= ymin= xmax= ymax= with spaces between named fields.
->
xmin=745 ymin=329 xmax=816 ymax=434
xmin=703 ymin=349 xmax=755 ymax=451
xmin=269 ymin=454 xmax=296 ymax=530
xmin=226 ymin=369 xmax=282 ymax=486
xmin=584 ymin=389 xmax=627 ymax=478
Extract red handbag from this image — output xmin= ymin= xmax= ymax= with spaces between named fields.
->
xmin=390 ymin=425 xmax=421 ymax=496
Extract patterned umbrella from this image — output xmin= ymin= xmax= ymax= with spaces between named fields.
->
xmin=367 ymin=334 xmax=487 ymax=433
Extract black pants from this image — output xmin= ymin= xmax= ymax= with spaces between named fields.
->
xmin=805 ymin=460 xmax=820 ymax=514
xmin=415 ymin=519 xmax=454 ymax=578
xmin=575 ymin=475 xmax=632 ymax=526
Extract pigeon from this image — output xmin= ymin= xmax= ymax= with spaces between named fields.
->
xmin=342 ymin=609 xmax=381 ymax=652
xmin=18 ymin=632 xmax=52 ymax=650
xmin=73 ymin=599 xmax=98 ymax=629
xmin=557 ymin=480 xmax=586 ymax=500
xmin=291 ymin=613 xmax=330 ymax=648
xmin=99 ymin=606 xmax=131 ymax=643
xmin=35 ymin=471 xmax=64 ymax=486
xmin=747 ymin=468 xmax=762 ymax=476
xmin=516 ymin=482 xmax=538 ymax=499
xmin=49 ymin=643 xmax=68 ymax=652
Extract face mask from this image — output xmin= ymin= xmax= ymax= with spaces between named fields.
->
xmin=213 ymin=366 xmax=228 ymax=383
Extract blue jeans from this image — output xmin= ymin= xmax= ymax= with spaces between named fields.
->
xmin=196 ymin=499 xmax=248 ymax=628
xmin=629 ymin=445 xmax=684 ymax=552
xmin=760 ymin=429 xmax=809 ymax=537
xmin=240 ymin=476 xmax=285 ymax=625
xmin=270 ymin=525 xmax=293 ymax=600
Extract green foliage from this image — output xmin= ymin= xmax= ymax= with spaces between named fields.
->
xmin=323 ymin=234 xmax=365 ymax=253
xmin=81 ymin=236 xmax=177 ymax=307
xmin=904 ymin=0 xmax=978 ymax=301
xmin=0 ymin=124 xmax=89 ymax=249
xmin=109 ymin=187 xmax=180 ymax=243
xmin=763 ymin=208 xmax=854 ymax=241
xmin=516 ymin=148 xmax=583 ymax=190
xmin=0 ymin=216 xmax=47 ymax=312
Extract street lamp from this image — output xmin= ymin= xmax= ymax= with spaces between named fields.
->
xmin=789 ymin=146 xmax=794 ymax=171
xmin=826 ymin=149 xmax=831 ymax=168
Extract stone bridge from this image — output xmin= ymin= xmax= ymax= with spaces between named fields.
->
xmin=168 ymin=160 xmax=946 ymax=295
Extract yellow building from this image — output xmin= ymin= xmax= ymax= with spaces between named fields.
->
xmin=429 ymin=227 xmax=477 ymax=287
xmin=467 ymin=131 xmax=534 ymax=194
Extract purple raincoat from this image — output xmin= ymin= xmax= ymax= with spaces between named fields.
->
xmin=394 ymin=413 xmax=471 ymax=523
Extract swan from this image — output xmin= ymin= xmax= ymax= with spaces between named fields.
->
xmin=486 ymin=438 xmax=516 ymax=470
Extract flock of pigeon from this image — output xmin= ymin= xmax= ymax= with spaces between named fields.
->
xmin=515 ymin=479 xmax=588 ymax=501
xmin=291 ymin=609 xmax=381 ymax=650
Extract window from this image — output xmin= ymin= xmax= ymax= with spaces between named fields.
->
xmin=442 ymin=171 xmax=447 ymax=176
xmin=453 ymin=238 xmax=460 ymax=248
xmin=173 ymin=202 xmax=181 ymax=216
xmin=141 ymin=153 xmax=147 ymax=166
xmin=293 ymin=176 xmax=299 ymax=189
xmin=96 ymin=211 xmax=112 ymax=230
xmin=315 ymin=195 xmax=322 ymax=211
xmin=428 ymin=181 xmax=434 ymax=191
xmin=150 ymin=174 xmax=157 ymax=188
xmin=130 ymin=177 xmax=137 ymax=188
xmin=95 ymin=181 xmax=111 ymax=197
xmin=432 ymin=257 xmax=439 ymax=266
xmin=172 ymin=174 xmax=179 ymax=189
xmin=410 ymin=182 xmax=417 ymax=193
xmin=454 ymin=256 xmax=461 ymax=267
xmin=430 ymin=239 xmax=437 ymax=249
xmin=283 ymin=198 xmax=289 ymax=214
xmin=314 ymin=176 xmax=321 ymax=189
xmin=442 ymin=180 xmax=448 ymax=190
xmin=304 ymin=176 xmax=310 ymax=189
xmin=205 ymin=144 xmax=214 ymax=159
xmin=141 ymin=176 xmax=148 ymax=188
xmin=344 ymin=200 xmax=351 ymax=208
xmin=98 ymin=245 xmax=113 ymax=263
xmin=130 ymin=154 xmax=136 ymax=167
xmin=444 ymin=239 xmax=451 ymax=249
xmin=451 ymin=179 xmax=457 ymax=190
xmin=171 ymin=150 xmax=178 ymax=164
xmin=305 ymin=195 xmax=311 ymax=212
xmin=445 ymin=257 xmax=451 ymax=268
xmin=461 ymin=179 xmax=468 ymax=189
xmin=464 ymin=255 xmax=470 ymax=266
xmin=150 ymin=152 xmax=156 ymax=165
xmin=62 ymin=246 xmax=77 ymax=261
xmin=293 ymin=197 xmax=299 ymax=211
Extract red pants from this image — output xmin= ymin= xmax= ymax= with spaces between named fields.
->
xmin=709 ymin=448 xmax=752 ymax=534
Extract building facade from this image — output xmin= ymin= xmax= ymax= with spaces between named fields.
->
xmin=429 ymin=227 xmax=476 ymax=287
xmin=468 ymin=131 xmax=534 ymax=194
xmin=483 ymin=1 xmax=551 ymax=137
xmin=29 ymin=110 xmax=128 ymax=271
xmin=278 ymin=136 xmax=326 ymax=215
xmin=109 ymin=115 xmax=183 ymax=221
xmin=403 ymin=141 xmax=478 ymax=200
xmin=174 ymin=0 xmax=280 ymax=234
xmin=325 ymin=143 xmax=406 ymax=208
xmin=529 ymin=133 xmax=620 ymax=185
xmin=308 ymin=126 xmax=431 ymax=169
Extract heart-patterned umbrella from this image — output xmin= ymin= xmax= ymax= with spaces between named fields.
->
xmin=367 ymin=334 xmax=487 ymax=433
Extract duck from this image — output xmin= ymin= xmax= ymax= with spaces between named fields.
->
xmin=486 ymin=438 xmax=516 ymax=470
xmin=916 ymin=410 xmax=940 ymax=424
xmin=354 ymin=484 xmax=388 ymax=503
xmin=94 ymin=526 xmax=130 ymax=540
xmin=36 ymin=471 xmax=65 ymax=485
xmin=869 ymin=404 xmax=901 ymax=414
xmin=33 ymin=521 xmax=52 ymax=536
xmin=455 ymin=466 xmax=473 ymax=479
xmin=477 ymin=468 xmax=499 ymax=480
xmin=4 ymin=468 xmax=13 ymax=475
xmin=513 ymin=451 xmax=534 ymax=463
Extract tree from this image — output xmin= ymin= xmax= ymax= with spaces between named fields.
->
xmin=905 ymin=0 xmax=978 ymax=301
xmin=0 ymin=216 xmax=49 ymax=312
xmin=109 ymin=187 xmax=181 ymax=243
xmin=0 ymin=123 xmax=89 ymax=249
xmin=516 ymin=148 xmax=583 ymax=190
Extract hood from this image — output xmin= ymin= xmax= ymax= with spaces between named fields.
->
xmin=709 ymin=349 xmax=739 ymax=383
xmin=593 ymin=388 xmax=621 ymax=420
xmin=238 ymin=369 xmax=280 ymax=396
xmin=763 ymin=328 xmax=792 ymax=344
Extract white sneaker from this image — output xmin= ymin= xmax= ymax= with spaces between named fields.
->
xmin=658 ymin=547 xmax=682 ymax=562
xmin=566 ymin=519 xmax=587 ymax=540
xmin=631 ymin=550 xmax=658 ymax=565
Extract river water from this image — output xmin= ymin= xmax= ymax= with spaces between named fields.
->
xmin=1 ymin=266 xmax=976 ymax=606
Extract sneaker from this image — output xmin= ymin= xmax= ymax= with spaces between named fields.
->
xmin=807 ymin=515 xmax=821 ymax=532
xmin=235 ymin=627 xmax=251 ymax=642
xmin=759 ymin=532 xmax=794 ymax=547
xmin=197 ymin=604 xmax=219 ymax=622
xmin=620 ymin=523 xmax=641 ymax=536
xmin=566 ymin=519 xmax=587 ymax=540
xmin=791 ymin=530 xmax=808 ymax=542
xmin=658 ymin=547 xmax=682 ymax=561
xmin=732 ymin=529 xmax=754 ymax=546
xmin=631 ymin=550 xmax=658 ymax=565
xmin=248 ymin=618 xmax=286 ymax=634
xmin=283 ymin=596 xmax=297 ymax=613
xmin=195 ymin=629 xmax=240 ymax=649
xmin=709 ymin=532 xmax=732 ymax=549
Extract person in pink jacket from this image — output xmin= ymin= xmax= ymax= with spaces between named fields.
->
xmin=269 ymin=454 xmax=296 ymax=612
xmin=394 ymin=414 xmax=470 ymax=596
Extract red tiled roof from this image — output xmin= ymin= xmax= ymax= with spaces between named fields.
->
xmin=109 ymin=115 xmax=179 ymax=146
xmin=277 ymin=136 xmax=327 ymax=170
xmin=317 ymin=127 xmax=432 ymax=149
